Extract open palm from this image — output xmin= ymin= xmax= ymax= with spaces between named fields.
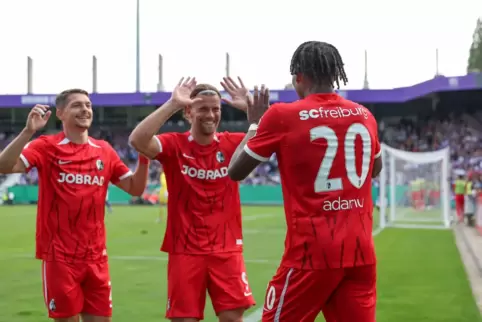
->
xmin=220 ymin=77 xmax=252 ymax=112
xmin=171 ymin=77 xmax=202 ymax=106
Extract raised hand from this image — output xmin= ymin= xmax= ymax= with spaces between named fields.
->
xmin=26 ymin=104 xmax=51 ymax=133
xmin=247 ymin=85 xmax=270 ymax=124
xmin=170 ymin=77 xmax=203 ymax=107
xmin=220 ymin=77 xmax=252 ymax=112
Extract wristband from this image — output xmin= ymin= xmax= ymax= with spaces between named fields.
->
xmin=139 ymin=155 xmax=150 ymax=165
xmin=248 ymin=123 xmax=258 ymax=131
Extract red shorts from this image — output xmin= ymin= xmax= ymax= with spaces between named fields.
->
xmin=41 ymin=260 xmax=112 ymax=319
xmin=262 ymin=264 xmax=376 ymax=322
xmin=166 ymin=252 xmax=256 ymax=320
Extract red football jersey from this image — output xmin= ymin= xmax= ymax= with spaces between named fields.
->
xmin=155 ymin=131 xmax=245 ymax=254
xmin=20 ymin=132 xmax=132 ymax=263
xmin=245 ymin=94 xmax=381 ymax=269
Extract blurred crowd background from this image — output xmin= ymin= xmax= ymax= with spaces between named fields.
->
xmin=1 ymin=108 xmax=481 ymax=188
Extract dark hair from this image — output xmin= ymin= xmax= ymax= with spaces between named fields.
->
xmin=55 ymin=89 xmax=89 ymax=108
xmin=190 ymin=84 xmax=221 ymax=99
xmin=290 ymin=41 xmax=348 ymax=89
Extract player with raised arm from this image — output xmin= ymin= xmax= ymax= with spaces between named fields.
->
xmin=129 ymin=77 xmax=256 ymax=322
xmin=228 ymin=41 xmax=382 ymax=322
xmin=0 ymin=89 xmax=150 ymax=322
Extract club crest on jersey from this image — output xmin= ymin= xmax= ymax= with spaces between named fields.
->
xmin=216 ymin=151 xmax=225 ymax=163
xmin=96 ymin=160 xmax=104 ymax=171
xmin=49 ymin=299 xmax=56 ymax=312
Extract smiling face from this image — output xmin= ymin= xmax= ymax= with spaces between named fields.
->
xmin=184 ymin=84 xmax=222 ymax=138
xmin=186 ymin=94 xmax=221 ymax=135
xmin=55 ymin=89 xmax=93 ymax=131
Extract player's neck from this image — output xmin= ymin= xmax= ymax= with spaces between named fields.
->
xmin=190 ymin=129 xmax=215 ymax=145
xmin=305 ymin=85 xmax=334 ymax=96
xmin=63 ymin=128 xmax=89 ymax=144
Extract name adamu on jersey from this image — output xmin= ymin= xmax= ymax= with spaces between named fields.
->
xmin=181 ymin=165 xmax=228 ymax=180
xmin=299 ymin=106 xmax=369 ymax=121
xmin=323 ymin=197 xmax=365 ymax=211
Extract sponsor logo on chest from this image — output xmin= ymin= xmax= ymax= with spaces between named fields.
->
xmin=181 ymin=165 xmax=228 ymax=180
xmin=57 ymin=158 xmax=105 ymax=186
xmin=58 ymin=173 xmax=105 ymax=186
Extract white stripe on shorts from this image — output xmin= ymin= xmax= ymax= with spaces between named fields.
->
xmin=274 ymin=268 xmax=295 ymax=322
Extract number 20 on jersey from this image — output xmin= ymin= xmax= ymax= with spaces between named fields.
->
xmin=310 ymin=123 xmax=372 ymax=193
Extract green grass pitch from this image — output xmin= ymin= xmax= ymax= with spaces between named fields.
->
xmin=0 ymin=205 xmax=480 ymax=321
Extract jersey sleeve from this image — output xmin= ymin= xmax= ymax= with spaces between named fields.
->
xmin=245 ymin=105 xmax=284 ymax=162
xmin=20 ymin=137 xmax=47 ymax=172
xmin=108 ymin=144 xmax=133 ymax=184
xmin=153 ymin=133 xmax=178 ymax=163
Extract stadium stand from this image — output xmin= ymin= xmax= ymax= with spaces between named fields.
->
xmin=3 ymin=111 xmax=480 ymax=187
xmin=1 ymin=74 xmax=482 ymax=207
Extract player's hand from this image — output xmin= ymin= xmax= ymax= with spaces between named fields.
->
xmin=220 ymin=76 xmax=252 ymax=112
xmin=25 ymin=104 xmax=51 ymax=133
xmin=247 ymin=85 xmax=269 ymax=124
xmin=169 ymin=77 xmax=203 ymax=108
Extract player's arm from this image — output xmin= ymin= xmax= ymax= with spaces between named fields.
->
xmin=0 ymin=105 xmax=50 ymax=174
xmin=373 ymin=156 xmax=382 ymax=178
xmin=0 ymin=128 xmax=35 ymax=174
xmin=128 ymin=99 xmax=182 ymax=159
xmin=129 ymin=78 xmax=201 ymax=159
xmin=372 ymin=129 xmax=382 ymax=178
xmin=228 ymin=105 xmax=283 ymax=181
xmin=110 ymin=148 xmax=150 ymax=197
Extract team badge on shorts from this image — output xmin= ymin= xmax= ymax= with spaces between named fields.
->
xmin=49 ymin=299 xmax=56 ymax=311
xmin=96 ymin=160 xmax=104 ymax=171
xmin=216 ymin=151 xmax=225 ymax=163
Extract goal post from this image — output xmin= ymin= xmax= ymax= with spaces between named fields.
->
xmin=377 ymin=144 xmax=451 ymax=230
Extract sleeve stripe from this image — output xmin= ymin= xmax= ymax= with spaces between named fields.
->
xmin=19 ymin=154 xmax=30 ymax=168
xmin=153 ymin=136 xmax=163 ymax=153
xmin=374 ymin=149 xmax=382 ymax=159
xmin=244 ymin=145 xmax=270 ymax=162
xmin=119 ymin=170 xmax=133 ymax=181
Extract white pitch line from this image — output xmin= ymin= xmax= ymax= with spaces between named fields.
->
xmin=243 ymin=227 xmax=385 ymax=322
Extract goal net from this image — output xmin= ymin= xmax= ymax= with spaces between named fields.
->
xmin=377 ymin=144 xmax=451 ymax=229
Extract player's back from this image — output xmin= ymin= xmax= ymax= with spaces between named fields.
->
xmin=275 ymin=93 xmax=381 ymax=269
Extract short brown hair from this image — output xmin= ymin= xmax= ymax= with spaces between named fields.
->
xmin=55 ymin=89 xmax=89 ymax=108
xmin=189 ymin=84 xmax=221 ymax=99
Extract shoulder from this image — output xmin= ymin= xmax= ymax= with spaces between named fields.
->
xmin=216 ymin=131 xmax=244 ymax=144
xmin=157 ymin=132 xmax=187 ymax=144
xmin=158 ymin=132 xmax=186 ymax=139
xmin=259 ymin=102 xmax=290 ymax=125
xmin=89 ymin=137 xmax=114 ymax=150
xmin=342 ymin=99 xmax=378 ymax=127
xmin=26 ymin=133 xmax=57 ymax=149
xmin=269 ymin=102 xmax=291 ymax=114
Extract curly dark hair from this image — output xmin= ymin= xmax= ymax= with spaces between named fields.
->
xmin=290 ymin=41 xmax=348 ymax=89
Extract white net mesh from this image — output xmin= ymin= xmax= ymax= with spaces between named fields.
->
xmin=378 ymin=144 xmax=451 ymax=229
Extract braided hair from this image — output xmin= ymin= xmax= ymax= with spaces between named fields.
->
xmin=290 ymin=41 xmax=348 ymax=89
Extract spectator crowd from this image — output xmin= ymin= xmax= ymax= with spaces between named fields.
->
xmin=1 ymin=112 xmax=481 ymax=188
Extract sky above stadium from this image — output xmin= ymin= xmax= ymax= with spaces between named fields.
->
xmin=0 ymin=0 xmax=480 ymax=95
